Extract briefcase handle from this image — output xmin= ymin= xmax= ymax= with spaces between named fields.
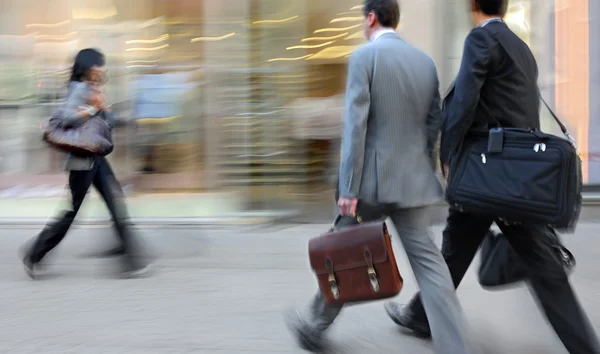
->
xmin=329 ymin=214 xmax=363 ymax=232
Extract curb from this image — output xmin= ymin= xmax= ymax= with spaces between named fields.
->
xmin=0 ymin=211 xmax=299 ymax=228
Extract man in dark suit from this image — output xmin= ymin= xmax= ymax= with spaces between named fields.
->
xmin=383 ymin=1 xmax=600 ymax=353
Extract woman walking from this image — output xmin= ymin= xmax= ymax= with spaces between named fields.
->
xmin=21 ymin=48 xmax=152 ymax=278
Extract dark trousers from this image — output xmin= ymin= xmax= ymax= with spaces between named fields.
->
xmin=29 ymin=157 xmax=142 ymax=265
xmin=407 ymin=207 xmax=600 ymax=354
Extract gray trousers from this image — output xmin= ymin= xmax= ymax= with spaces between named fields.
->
xmin=305 ymin=206 xmax=470 ymax=354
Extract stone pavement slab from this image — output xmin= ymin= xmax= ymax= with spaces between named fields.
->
xmin=0 ymin=223 xmax=599 ymax=353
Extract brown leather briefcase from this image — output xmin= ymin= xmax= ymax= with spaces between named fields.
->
xmin=308 ymin=219 xmax=403 ymax=306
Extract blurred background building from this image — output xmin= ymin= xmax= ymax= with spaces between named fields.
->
xmin=0 ymin=0 xmax=597 ymax=219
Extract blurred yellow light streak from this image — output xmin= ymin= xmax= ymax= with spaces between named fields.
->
xmin=126 ymin=65 xmax=157 ymax=68
xmin=253 ymin=15 xmax=298 ymax=24
xmin=72 ymin=7 xmax=117 ymax=20
xmin=265 ymin=74 xmax=306 ymax=78
xmin=314 ymin=24 xmax=361 ymax=33
xmin=330 ymin=17 xmax=363 ymax=23
xmin=4 ymin=32 xmax=38 ymax=37
xmin=126 ymin=60 xmax=159 ymax=64
xmin=337 ymin=11 xmax=361 ymax=16
xmin=286 ymin=41 xmax=334 ymax=50
xmin=268 ymin=54 xmax=313 ymax=62
xmin=301 ymin=33 xmax=348 ymax=41
xmin=126 ymin=34 xmax=169 ymax=44
xmin=25 ymin=20 xmax=70 ymax=28
xmin=137 ymin=116 xmax=180 ymax=124
xmin=190 ymin=32 xmax=236 ymax=42
xmin=126 ymin=44 xmax=169 ymax=51
xmin=350 ymin=5 xmax=363 ymax=10
xmin=307 ymin=45 xmax=357 ymax=60
xmin=34 ymin=31 xmax=78 ymax=40
xmin=345 ymin=31 xmax=364 ymax=40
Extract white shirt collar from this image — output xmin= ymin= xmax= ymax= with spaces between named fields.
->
xmin=479 ymin=17 xmax=503 ymax=27
xmin=370 ymin=28 xmax=396 ymax=42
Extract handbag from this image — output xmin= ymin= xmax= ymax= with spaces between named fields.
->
xmin=43 ymin=110 xmax=114 ymax=156
xmin=445 ymin=30 xmax=582 ymax=230
xmin=308 ymin=215 xmax=403 ymax=306
xmin=478 ymin=228 xmax=576 ymax=289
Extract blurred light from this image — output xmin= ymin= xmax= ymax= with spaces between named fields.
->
xmin=505 ymin=7 xmax=529 ymax=33
xmin=126 ymin=60 xmax=159 ymax=64
xmin=286 ymin=41 xmax=334 ymax=50
xmin=72 ymin=6 xmax=117 ymax=20
xmin=314 ymin=24 xmax=361 ymax=33
xmin=25 ymin=20 xmax=70 ymax=28
xmin=126 ymin=44 xmax=169 ymax=52
xmin=302 ymin=33 xmax=348 ymax=42
xmin=330 ymin=17 xmax=363 ymax=23
xmin=253 ymin=16 xmax=298 ymax=24
xmin=126 ymin=65 xmax=157 ymax=68
xmin=337 ymin=12 xmax=361 ymax=16
xmin=126 ymin=34 xmax=169 ymax=44
xmin=268 ymin=54 xmax=313 ymax=62
xmin=307 ymin=46 xmax=357 ymax=60
xmin=191 ymin=32 xmax=236 ymax=42
xmin=345 ymin=31 xmax=365 ymax=40
xmin=34 ymin=32 xmax=78 ymax=40
xmin=350 ymin=5 xmax=363 ymax=10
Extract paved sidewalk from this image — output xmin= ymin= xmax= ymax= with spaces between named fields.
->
xmin=0 ymin=192 xmax=244 ymax=219
xmin=1 ymin=223 xmax=599 ymax=353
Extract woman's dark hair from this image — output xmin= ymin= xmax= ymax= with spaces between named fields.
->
xmin=363 ymin=0 xmax=400 ymax=28
xmin=69 ymin=48 xmax=105 ymax=82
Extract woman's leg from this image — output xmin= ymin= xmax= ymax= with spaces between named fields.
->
xmin=92 ymin=157 xmax=151 ymax=273
xmin=27 ymin=169 xmax=95 ymax=265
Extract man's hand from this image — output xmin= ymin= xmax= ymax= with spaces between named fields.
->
xmin=338 ymin=197 xmax=358 ymax=217
xmin=442 ymin=163 xmax=450 ymax=179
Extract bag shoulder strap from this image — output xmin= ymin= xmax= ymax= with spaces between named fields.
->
xmin=481 ymin=25 xmax=574 ymax=144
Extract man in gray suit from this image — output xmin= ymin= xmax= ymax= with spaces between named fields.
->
xmin=284 ymin=1 xmax=470 ymax=353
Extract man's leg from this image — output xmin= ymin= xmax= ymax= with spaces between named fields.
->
xmin=387 ymin=208 xmax=492 ymax=336
xmin=500 ymin=222 xmax=600 ymax=354
xmin=386 ymin=206 xmax=471 ymax=354
xmin=285 ymin=291 xmax=343 ymax=351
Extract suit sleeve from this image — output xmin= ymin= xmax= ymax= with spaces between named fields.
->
xmin=338 ymin=49 xmax=371 ymax=198
xmin=441 ymin=28 xmax=491 ymax=164
xmin=426 ymin=70 xmax=443 ymax=170
xmin=60 ymin=82 xmax=90 ymax=127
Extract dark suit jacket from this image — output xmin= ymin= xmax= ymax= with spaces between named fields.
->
xmin=440 ymin=21 xmax=541 ymax=164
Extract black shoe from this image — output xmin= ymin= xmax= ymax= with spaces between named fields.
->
xmin=120 ymin=260 xmax=153 ymax=279
xmin=284 ymin=308 xmax=325 ymax=352
xmin=22 ymin=256 xmax=35 ymax=279
xmin=384 ymin=302 xmax=431 ymax=338
xmin=84 ymin=246 xmax=126 ymax=258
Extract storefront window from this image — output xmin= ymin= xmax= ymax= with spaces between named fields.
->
xmin=0 ymin=0 xmax=597 ymax=219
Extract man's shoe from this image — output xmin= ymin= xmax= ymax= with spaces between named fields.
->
xmin=384 ymin=302 xmax=431 ymax=338
xmin=284 ymin=308 xmax=325 ymax=352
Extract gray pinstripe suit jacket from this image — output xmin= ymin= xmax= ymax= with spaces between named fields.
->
xmin=338 ymin=32 xmax=444 ymax=208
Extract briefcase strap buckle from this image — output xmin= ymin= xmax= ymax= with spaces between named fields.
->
xmin=326 ymin=258 xmax=340 ymax=300
xmin=365 ymin=250 xmax=380 ymax=293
